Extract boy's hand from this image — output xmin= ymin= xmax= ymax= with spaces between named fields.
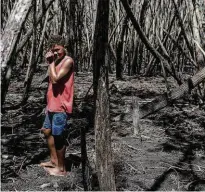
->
xmin=45 ymin=51 xmax=54 ymax=64
xmin=45 ymin=51 xmax=56 ymax=64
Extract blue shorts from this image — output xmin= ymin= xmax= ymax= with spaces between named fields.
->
xmin=43 ymin=111 xmax=69 ymax=135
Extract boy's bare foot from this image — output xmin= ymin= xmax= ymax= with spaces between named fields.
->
xmin=44 ymin=167 xmax=67 ymax=176
xmin=39 ymin=161 xmax=56 ymax=168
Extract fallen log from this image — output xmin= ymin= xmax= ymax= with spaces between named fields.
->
xmin=140 ymin=67 xmax=205 ymax=118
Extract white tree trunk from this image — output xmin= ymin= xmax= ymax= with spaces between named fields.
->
xmin=1 ymin=0 xmax=32 ymax=72
xmin=1 ymin=0 xmax=32 ymax=106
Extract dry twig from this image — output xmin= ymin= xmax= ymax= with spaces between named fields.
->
xmin=17 ymin=157 xmax=27 ymax=174
xmin=124 ymin=162 xmax=141 ymax=174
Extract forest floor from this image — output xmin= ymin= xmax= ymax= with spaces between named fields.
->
xmin=1 ymin=65 xmax=205 ymax=191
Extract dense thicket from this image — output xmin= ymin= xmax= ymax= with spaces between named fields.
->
xmin=1 ymin=0 xmax=205 ymax=106
xmin=1 ymin=0 xmax=205 ymax=190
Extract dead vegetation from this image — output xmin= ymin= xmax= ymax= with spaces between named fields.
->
xmin=2 ymin=70 xmax=205 ymax=191
xmin=1 ymin=0 xmax=205 ymax=191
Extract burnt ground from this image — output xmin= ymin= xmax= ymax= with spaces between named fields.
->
xmin=1 ymin=65 xmax=205 ymax=191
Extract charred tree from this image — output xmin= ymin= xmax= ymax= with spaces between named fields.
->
xmin=92 ymin=0 xmax=116 ymax=190
xmin=81 ymin=125 xmax=92 ymax=191
xmin=131 ymin=0 xmax=150 ymax=75
xmin=66 ymin=0 xmax=77 ymax=70
xmin=116 ymin=3 xmax=131 ymax=80
xmin=22 ymin=0 xmax=37 ymax=104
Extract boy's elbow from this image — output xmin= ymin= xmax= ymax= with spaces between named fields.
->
xmin=51 ymin=78 xmax=58 ymax=84
xmin=52 ymin=75 xmax=60 ymax=83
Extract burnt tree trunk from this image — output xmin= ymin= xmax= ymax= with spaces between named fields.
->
xmin=116 ymin=0 xmax=132 ymax=79
xmin=22 ymin=0 xmax=37 ymax=104
xmin=92 ymin=0 xmax=116 ymax=190
xmin=172 ymin=0 xmax=195 ymax=61
xmin=137 ymin=0 xmax=150 ymax=74
xmin=116 ymin=16 xmax=129 ymax=80
xmin=67 ymin=0 xmax=77 ymax=70
xmin=131 ymin=0 xmax=150 ymax=75
xmin=81 ymin=126 xmax=92 ymax=191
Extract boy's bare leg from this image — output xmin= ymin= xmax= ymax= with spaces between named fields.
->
xmin=44 ymin=136 xmax=67 ymax=176
xmin=40 ymin=128 xmax=58 ymax=167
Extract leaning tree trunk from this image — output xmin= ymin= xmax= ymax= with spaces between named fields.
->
xmin=120 ymin=0 xmax=182 ymax=85
xmin=92 ymin=0 xmax=116 ymax=190
xmin=140 ymin=67 xmax=205 ymax=118
xmin=1 ymin=0 xmax=32 ymax=106
xmin=172 ymin=0 xmax=195 ymax=61
xmin=21 ymin=0 xmax=37 ymax=104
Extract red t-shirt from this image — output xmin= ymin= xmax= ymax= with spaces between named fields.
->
xmin=46 ymin=56 xmax=74 ymax=113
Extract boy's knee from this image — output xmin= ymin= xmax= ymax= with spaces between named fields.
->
xmin=41 ymin=128 xmax=52 ymax=138
xmin=53 ymin=135 xmax=65 ymax=150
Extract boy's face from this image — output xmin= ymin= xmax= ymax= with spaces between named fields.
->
xmin=51 ymin=44 xmax=65 ymax=59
